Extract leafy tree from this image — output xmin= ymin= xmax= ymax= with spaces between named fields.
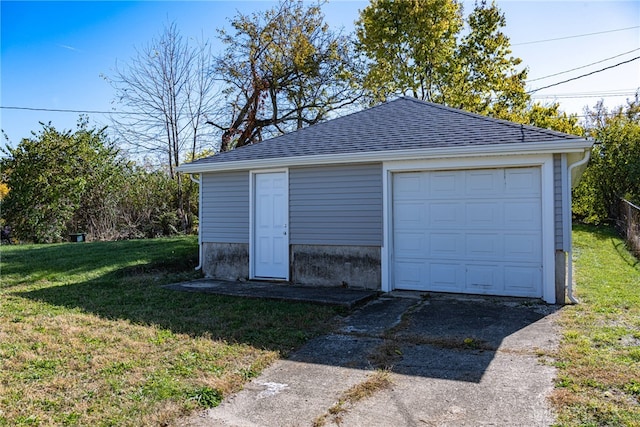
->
xmin=0 ymin=118 xmax=123 ymax=243
xmin=0 ymin=182 xmax=8 ymax=201
xmin=450 ymin=0 xmax=529 ymax=115
xmin=208 ymin=0 xmax=364 ymax=151
xmin=107 ymin=22 xmax=217 ymax=232
xmin=356 ymin=0 xmax=529 ymax=117
xmin=504 ymin=102 xmax=584 ymax=135
xmin=573 ymin=97 xmax=640 ymax=223
xmin=0 ymin=118 xmax=195 ymax=242
xmin=356 ymin=0 xmax=462 ymax=102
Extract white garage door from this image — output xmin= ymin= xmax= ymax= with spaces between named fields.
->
xmin=392 ymin=167 xmax=542 ymax=298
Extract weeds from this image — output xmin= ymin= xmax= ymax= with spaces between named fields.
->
xmin=313 ymin=370 xmax=392 ymax=426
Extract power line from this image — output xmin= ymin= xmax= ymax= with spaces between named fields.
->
xmin=4 ymin=88 xmax=638 ymax=117
xmin=531 ymin=88 xmax=637 ymax=97
xmin=527 ymin=56 xmax=640 ymax=94
xmin=513 ymin=25 xmax=640 ymax=46
xmin=0 ymin=106 xmax=138 ymax=115
xmin=531 ymin=93 xmax=637 ymax=100
xmin=528 ymin=48 xmax=640 ymax=82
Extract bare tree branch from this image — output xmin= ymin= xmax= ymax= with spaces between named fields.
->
xmin=209 ymin=0 xmax=366 ymax=151
xmin=107 ymin=22 xmax=219 ymax=232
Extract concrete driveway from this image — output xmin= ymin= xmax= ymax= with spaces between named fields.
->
xmin=181 ymin=293 xmax=561 ymax=427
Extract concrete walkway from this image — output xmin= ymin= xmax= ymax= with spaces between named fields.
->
xmin=180 ymin=293 xmax=561 ymax=427
xmin=166 ymin=279 xmax=378 ymax=309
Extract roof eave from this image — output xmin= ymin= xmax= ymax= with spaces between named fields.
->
xmin=178 ymin=139 xmax=593 ymax=174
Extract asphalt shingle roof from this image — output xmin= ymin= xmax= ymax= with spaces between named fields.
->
xmin=189 ymin=97 xmax=584 ymax=166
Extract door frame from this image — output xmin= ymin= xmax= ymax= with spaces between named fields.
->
xmin=249 ymin=168 xmax=290 ymax=281
xmin=381 ymin=154 xmax=556 ymax=303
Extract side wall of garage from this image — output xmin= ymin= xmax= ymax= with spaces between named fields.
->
xmin=553 ymin=154 xmax=567 ymax=304
xmin=200 ymin=164 xmax=384 ymax=289
xmin=289 ymin=163 xmax=383 ymax=289
xmin=201 ymin=171 xmax=250 ymax=280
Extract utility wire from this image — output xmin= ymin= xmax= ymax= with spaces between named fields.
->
xmin=532 ymin=89 xmax=637 ymax=97
xmin=4 ymin=87 xmax=638 ymax=116
xmin=527 ymin=56 xmax=640 ymax=94
xmin=528 ymin=48 xmax=640 ymax=82
xmin=0 ymin=106 xmax=139 ymax=115
xmin=513 ymin=25 xmax=640 ymax=46
xmin=532 ymin=93 xmax=637 ymax=99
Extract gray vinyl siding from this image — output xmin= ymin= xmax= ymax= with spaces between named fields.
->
xmin=554 ymin=155 xmax=563 ymax=250
xmin=289 ymin=163 xmax=383 ymax=246
xmin=201 ymin=171 xmax=250 ymax=243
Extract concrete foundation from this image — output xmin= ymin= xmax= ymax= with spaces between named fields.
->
xmin=202 ymin=242 xmax=249 ymax=281
xmin=555 ymin=250 xmax=567 ymax=305
xmin=290 ymin=245 xmax=381 ymax=290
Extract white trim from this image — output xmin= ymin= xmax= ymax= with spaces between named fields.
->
xmin=561 ymin=154 xmax=570 ymax=301
xmin=249 ymin=168 xmax=290 ymax=281
xmin=561 ymin=154 xmax=570 ymax=252
xmin=249 ymin=171 xmax=255 ymax=280
xmin=382 ymin=154 xmax=556 ymax=303
xmin=381 ymin=169 xmax=392 ymax=292
xmin=178 ymin=140 xmax=593 ymax=174
xmin=541 ymin=157 xmax=556 ymax=303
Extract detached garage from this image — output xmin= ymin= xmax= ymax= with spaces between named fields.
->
xmin=179 ymin=97 xmax=593 ymax=304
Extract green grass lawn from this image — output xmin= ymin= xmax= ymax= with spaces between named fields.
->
xmin=2 ymin=226 xmax=639 ymax=426
xmin=0 ymin=237 xmax=342 ymax=426
xmin=553 ymin=224 xmax=640 ymax=426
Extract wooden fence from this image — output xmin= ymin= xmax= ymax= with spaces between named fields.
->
xmin=615 ymin=198 xmax=640 ymax=258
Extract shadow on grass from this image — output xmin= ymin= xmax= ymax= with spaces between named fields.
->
xmin=0 ymin=238 xmax=199 ymax=289
xmin=8 ymin=238 xmax=558 ymax=381
xmin=574 ymin=222 xmax=640 ymax=269
xmin=12 ymin=254 xmax=559 ymax=382
xmin=573 ymin=222 xmax=619 ymax=240
xmin=12 ymin=261 xmax=342 ymax=355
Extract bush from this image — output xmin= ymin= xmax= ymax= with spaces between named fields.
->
xmin=573 ymin=98 xmax=640 ymax=224
xmin=1 ymin=119 xmax=197 ymax=242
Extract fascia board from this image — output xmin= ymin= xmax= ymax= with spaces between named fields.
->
xmin=177 ymin=139 xmax=593 ymax=174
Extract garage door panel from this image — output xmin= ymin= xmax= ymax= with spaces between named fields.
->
xmin=429 ymin=202 xmax=462 ymax=226
xmin=465 ymin=264 xmax=501 ymax=293
xmin=505 ymin=168 xmax=541 ymax=195
xmin=394 ymin=173 xmax=424 ymax=195
xmin=394 ymin=201 xmax=426 ymax=225
xmin=394 ymin=261 xmax=428 ymax=290
xmin=393 ymin=167 xmax=543 ymax=298
xmin=466 ymin=233 xmax=501 ymax=258
xmin=430 ymin=171 xmax=463 ymax=197
xmin=465 ymin=169 xmax=503 ymax=196
xmin=504 ymin=201 xmax=541 ymax=229
xmin=466 ymin=202 xmax=501 ymax=227
xmin=504 ymin=266 xmax=541 ymax=295
xmin=504 ymin=233 xmax=542 ymax=261
xmin=430 ymin=263 xmax=463 ymax=291
xmin=430 ymin=233 xmax=461 ymax=257
xmin=394 ymin=231 xmax=427 ymax=257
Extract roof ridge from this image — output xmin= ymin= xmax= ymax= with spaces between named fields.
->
xmin=397 ymin=96 xmax=581 ymax=139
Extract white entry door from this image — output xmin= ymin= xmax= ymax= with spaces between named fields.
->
xmin=253 ymin=171 xmax=289 ymax=279
xmin=392 ymin=167 xmax=543 ymax=298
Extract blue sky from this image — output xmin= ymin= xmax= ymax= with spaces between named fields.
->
xmin=1 ymin=1 xmax=639 ymax=147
